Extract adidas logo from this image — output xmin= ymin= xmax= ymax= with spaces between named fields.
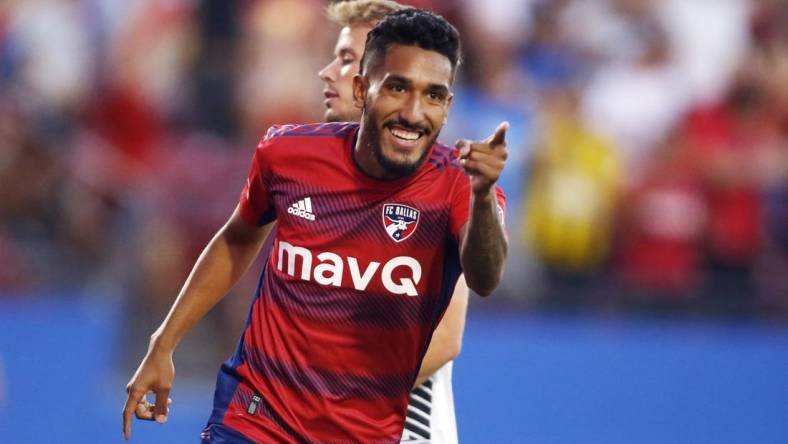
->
xmin=287 ymin=197 xmax=315 ymax=221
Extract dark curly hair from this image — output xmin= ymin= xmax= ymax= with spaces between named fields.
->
xmin=360 ymin=8 xmax=461 ymax=79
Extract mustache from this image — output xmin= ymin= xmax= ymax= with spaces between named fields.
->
xmin=382 ymin=119 xmax=430 ymax=135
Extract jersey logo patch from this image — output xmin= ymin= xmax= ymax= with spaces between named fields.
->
xmin=382 ymin=204 xmax=419 ymax=242
xmin=288 ymin=197 xmax=315 ymax=221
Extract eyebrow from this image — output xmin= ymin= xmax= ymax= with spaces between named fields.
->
xmin=385 ymin=74 xmax=450 ymax=95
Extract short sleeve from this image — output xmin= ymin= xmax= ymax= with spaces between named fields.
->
xmin=238 ymin=137 xmax=276 ymax=226
xmin=449 ymin=178 xmax=507 ymax=239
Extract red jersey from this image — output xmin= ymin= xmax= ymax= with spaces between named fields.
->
xmin=203 ymin=122 xmax=506 ymax=443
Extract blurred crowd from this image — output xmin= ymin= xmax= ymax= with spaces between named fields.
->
xmin=513 ymin=0 xmax=788 ymax=316
xmin=1 ymin=0 xmax=787 ymax=342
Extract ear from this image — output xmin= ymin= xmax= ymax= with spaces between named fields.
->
xmin=352 ymin=74 xmax=369 ymax=109
xmin=443 ymin=93 xmax=454 ymax=125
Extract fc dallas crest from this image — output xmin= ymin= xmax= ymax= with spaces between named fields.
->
xmin=382 ymin=204 xmax=420 ymax=242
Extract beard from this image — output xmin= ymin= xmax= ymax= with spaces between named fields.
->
xmin=362 ymin=105 xmax=438 ymax=178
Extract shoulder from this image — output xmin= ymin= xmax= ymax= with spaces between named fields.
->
xmin=250 ymin=122 xmax=357 ymax=177
xmin=426 ymin=140 xmax=464 ymax=176
xmin=253 ymin=122 xmax=357 ymax=164
xmin=263 ymin=122 xmax=358 ymax=142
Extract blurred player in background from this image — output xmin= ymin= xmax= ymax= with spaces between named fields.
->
xmin=123 ymin=8 xmax=509 ymax=444
xmin=319 ymin=1 xmax=468 ymax=442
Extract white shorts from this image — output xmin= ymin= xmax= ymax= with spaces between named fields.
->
xmin=400 ymin=362 xmax=457 ymax=444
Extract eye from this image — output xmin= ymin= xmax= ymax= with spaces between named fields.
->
xmin=428 ymin=91 xmax=446 ymax=102
xmin=391 ymin=84 xmax=406 ymax=93
xmin=341 ymin=56 xmax=354 ymax=65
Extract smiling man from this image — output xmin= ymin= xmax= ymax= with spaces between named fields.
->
xmin=319 ymin=4 xmax=470 ymax=440
xmin=123 ymin=8 xmax=509 ymax=444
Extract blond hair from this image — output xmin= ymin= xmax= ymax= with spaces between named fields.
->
xmin=327 ymin=0 xmax=407 ymax=27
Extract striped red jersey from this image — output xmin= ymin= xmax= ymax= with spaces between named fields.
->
xmin=203 ymin=122 xmax=506 ymax=443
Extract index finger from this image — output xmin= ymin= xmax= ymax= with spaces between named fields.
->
xmin=488 ymin=121 xmax=509 ymax=147
xmin=123 ymin=390 xmax=144 ymax=440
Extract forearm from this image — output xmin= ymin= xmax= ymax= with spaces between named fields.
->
xmin=414 ymin=277 xmax=469 ymax=387
xmin=414 ymin=344 xmax=453 ymax=387
xmin=151 ymin=212 xmax=270 ymax=352
xmin=460 ymin=191 xmax=507 ymax=297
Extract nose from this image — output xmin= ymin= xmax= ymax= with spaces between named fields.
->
xmin=399 ymin=93 xmax=425 ymax=125
xmin=318 ymin=59 xmax=338 ymax=82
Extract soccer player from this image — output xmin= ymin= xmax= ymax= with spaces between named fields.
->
xmin=123 ymin=8 xmax=509 ymax=444
xmin=318 ymin=1 xmax=468 ymax=442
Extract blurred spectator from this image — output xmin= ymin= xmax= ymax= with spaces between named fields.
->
xmin=580 ymin=1 xmax=689 ymax=182
xmin=190 ymin=0 xmax=241 ymax=138
xmin=656 ymin=0 xmax=751 ymax=105
xmin=0 ymin=124 xmax=126 ymax=294
xmin=3 ymin=0 xmax=92 ymax=110
xmin=235 ymin=0 xmax=329 ymax=139
xmin=518 ymin=0 xmax=587 ymax=96
xmin=459 ymin=0 xmax=531 ymax=102
xmin=614 ymin=129 xmax=707 ymax=306
xmin=522 ymin=85 xmax=621 ymax=307
xmin=683 ymin=64 xmax=780 ymax=312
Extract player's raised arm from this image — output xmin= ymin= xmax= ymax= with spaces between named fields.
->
xmin=457 ymin=121 xmax=509 ymax=297
xmin=122 ymin=206 xmax=273 ymax=440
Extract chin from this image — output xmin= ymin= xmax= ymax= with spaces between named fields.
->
xmin=376 ymin=148 xmax=426 ymax=177
xmin=387 ymin=150 xmax=423 ymax=167
xmin=326 ymin=106 xmax=360 ymax=123
xmin=325 ymin=111 xmax=342 ymax=123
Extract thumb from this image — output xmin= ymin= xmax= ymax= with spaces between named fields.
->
xmin=488 ymin=121 xmax=509 ymax=147
xmin=153 ymin=388 xmax=170 ymax=423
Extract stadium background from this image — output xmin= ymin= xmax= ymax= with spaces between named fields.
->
xmin=1 ymin=0 xmax=787 ymax=442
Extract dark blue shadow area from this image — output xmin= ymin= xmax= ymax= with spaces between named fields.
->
xmin=454 ymin=312 xmax=788 ymax=444
xmin=2 ymin=297 xmax=788 ymax=443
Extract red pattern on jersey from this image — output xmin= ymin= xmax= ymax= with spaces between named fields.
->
xmin=210 ymin=122 xmax=506 ymax=443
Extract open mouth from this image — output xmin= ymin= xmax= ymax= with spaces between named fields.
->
xmin=388 ymin=125 xmax=423 ymax=142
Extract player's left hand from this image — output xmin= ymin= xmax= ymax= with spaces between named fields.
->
xmin=457 ymin=121 xmax=509 ymax=197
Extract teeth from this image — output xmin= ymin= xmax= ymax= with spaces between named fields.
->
xmin=390 ymin=127 xmax=420 ymax=141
